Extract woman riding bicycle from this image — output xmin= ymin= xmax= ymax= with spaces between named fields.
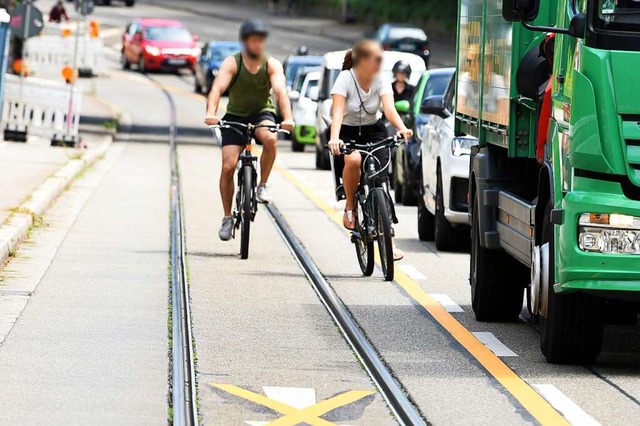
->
xmin=327 ymin=39 xmax=413 ymax=261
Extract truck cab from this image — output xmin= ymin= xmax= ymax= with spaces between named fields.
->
xmin=462 ymin=0 xmax=640 ymax=363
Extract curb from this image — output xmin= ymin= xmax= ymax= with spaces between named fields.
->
xmin=0 ymin=136 xmax=112 ymax=268
xmin=145 ymin=1 xmax=357 ymax=44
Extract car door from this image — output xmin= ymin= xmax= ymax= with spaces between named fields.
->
xmin=124 ymin=23 xmax=140 ymax=62
xmin=195 ymin=43 xmax=209 ymax=85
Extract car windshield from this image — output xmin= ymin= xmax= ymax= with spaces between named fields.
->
xmin=145 ymin=26 xmax=192 ymax=42
xmin=211 ymin=45 xmax=240 ymax=62
xmin=423 ymin=74 xmax=453 ymax=101
xmin=388 ymin=27 xmax=427 ymax=41
xmin=597 ymin=0 xmax=640 ymax=31
xmin=304 ymin=79 xmax=319 ymax=97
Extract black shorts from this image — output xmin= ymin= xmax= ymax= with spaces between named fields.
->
xmin=329 ymin=120 xmax=391 ymax=200
xmin=221 ymin=111 xmax=277 ymax=147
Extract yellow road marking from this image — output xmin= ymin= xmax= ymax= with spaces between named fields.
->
xmin=273 ymin=164 xmax=570 ymax=426
xmin=211 ymin=383 xmax=374 ymax=425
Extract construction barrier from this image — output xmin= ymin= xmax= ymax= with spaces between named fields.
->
xmin=1 ymin=74 xmax=82 ymax=146
xmin=26 ymin=35 xmax=104 ymax=77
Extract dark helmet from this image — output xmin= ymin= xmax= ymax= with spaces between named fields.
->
xmin=392 ymin=60 xmax=412 ymax=77
xmin=239 ymin=20 xmax=269 ymax=40
xmin=296 ymin=45 xmax=309 ymax=56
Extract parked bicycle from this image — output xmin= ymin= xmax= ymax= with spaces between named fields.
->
xmin=209 ymin=120 xmax=289 ymax=259
xmin=337 ymin=135 xmax=402 ymax=281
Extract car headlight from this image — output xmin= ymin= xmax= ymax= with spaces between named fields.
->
xmin=145 ymin=46 xmax=161 ymax=56
xmin=191 ymin=47 xmax=201 ymax=57
xmin=451 ymin=136 xmax=478 ymax=157
xmin=578 ymin=213 xmax=640 ymax=254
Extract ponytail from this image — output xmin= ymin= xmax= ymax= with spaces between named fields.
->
xmin=342 ymin=49 xmax=353 ymax=70
xmin=342 ymin=39 xmax=381 ymax=71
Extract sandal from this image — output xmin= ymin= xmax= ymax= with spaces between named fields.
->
xmin=343 ymin=210 xmax=356 ymax=230
xmin=393 ymin=249 xmax=404 ymax=262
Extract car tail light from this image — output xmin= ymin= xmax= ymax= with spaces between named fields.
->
xmin=383 ymin=43 xmax=391 ymax=50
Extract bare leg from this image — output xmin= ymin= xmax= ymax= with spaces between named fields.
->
xmin=255 ymin=121 xmax=278 ymax=185
xmin=342 ymin=152 xmax=361 ymax=228
xmin=220 ymin=145 xmax=244 ymax=217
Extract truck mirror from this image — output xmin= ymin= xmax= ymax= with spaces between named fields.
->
xmin=502 ymin=0 xmax=540 ymax=23
xmin=568 ymin=13 xmax=586 ymax=39
xmin=420 ymin=95 xmax=448 ymax=118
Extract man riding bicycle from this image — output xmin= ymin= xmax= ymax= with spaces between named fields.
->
xmin=204 ymin=20 xmax=295 ymax=241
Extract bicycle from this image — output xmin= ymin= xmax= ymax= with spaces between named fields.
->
xmin=337 ymin=135 xmax=402 ymax=281
xmin=209 ymin=120 xmax=289 ymax=259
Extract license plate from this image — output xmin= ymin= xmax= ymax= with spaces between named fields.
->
xmin=167 ymin=58 xmax=187 ymax=65
xmin=399 ymin=43 xmax=416 ymax=51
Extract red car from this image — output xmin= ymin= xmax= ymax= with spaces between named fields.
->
xmin=122 ymin=19 xmax=199 ymax=72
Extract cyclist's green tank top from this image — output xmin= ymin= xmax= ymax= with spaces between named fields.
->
xmin=227 ymin=53 xmax=275 ymax=117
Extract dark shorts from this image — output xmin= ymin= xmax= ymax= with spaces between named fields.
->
xmin=221 ymin=111 xmax=277 ymax=147
xmin=329 ymin=120 xmax=391 ymax=200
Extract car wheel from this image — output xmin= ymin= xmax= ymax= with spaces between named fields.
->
xmin=121 ymin=51 xmax=130 ymax=70
xmin=315 ymin=144 xmax=330 ymax=170
xmin=125 ymin=0 xmax=135 ymax=6
xmin=401 ymin=174 xmax=418 ymax=206
xmin=138 ymin=56 xmax=146 ymax=73
xmin=434 ymin=170 xmax=458 ymax=251
xmin=417 ymin=198 xmax=434 ymax=241
xmin=194 ymin=76 xmax=202 ymax=94
xmin=393 ymin=171 xmax=403 ymax=203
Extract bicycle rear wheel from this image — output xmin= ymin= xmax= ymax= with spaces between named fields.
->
xmin=354 ymin=199 xmax=374 ymax=276
xmin=375 ymin=191 xmax=394 ymax=281
xmin=239 ymin=165 xmax=254 ymax=260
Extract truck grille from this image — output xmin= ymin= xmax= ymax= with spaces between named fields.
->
xmin=621 ymin=116 xmax=640 ymax=186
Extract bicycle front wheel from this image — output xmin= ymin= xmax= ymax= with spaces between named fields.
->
xmin=354 ymin=200 xmax=374 ymax=276
xmin=375 ymin=191 xmax=394 ymax=281
xmin=239 ymin=165 xmax=254 ymax=260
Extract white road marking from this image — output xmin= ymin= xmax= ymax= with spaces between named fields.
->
xmin=399 ymin=265 xmax=426 ymax=280
xmin=471 ymin=332 xmax=517 ymax=357
xmin=429 ymin=294 xmax=464 ymax=312
xmin=533 ymin=384 xmax=601 ymax=426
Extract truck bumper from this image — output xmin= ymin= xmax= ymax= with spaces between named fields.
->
xmin=558 ymin=178 xmax=640 ymax=294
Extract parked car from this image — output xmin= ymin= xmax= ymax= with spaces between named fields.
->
xmin=418 ymin=73 xmax=477 ymax=251
xmin=291 ymin=71 xmax=320 ymax=152
xmin=283 ymin=55 xmax=323 ymax=91
xmin=96 ymin=0 xmax=135 ymax=6
xmin=121 ymin=19 xmax=199 ymax=73
xmin=290 ymin=66 xmax=321 ymax=102
xmin=370 ymin=23 xmax=430 ymax=67
xmin=315 ymin=50 xmax=426 ymax=170
xmin=394 ymin=68 xmax=455 ymax=206
xmin=194 ymin=41 xmax=242 ymax=95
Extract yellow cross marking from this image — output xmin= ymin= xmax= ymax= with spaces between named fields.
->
xmin=211 ymin=383 xmax=376 ymax=426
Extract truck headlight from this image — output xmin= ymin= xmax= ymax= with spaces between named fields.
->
xmin=578 ymin=213 xmax=640 ymax=254
xmin=451 ymin=136 xmax=478 ymax=157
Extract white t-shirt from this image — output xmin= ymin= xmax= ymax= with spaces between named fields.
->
xmin=330 ymin=70 xmax=393 ymax=126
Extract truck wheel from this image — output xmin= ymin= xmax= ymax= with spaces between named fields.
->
xmin=539 ymin=210 xmax=603 ymax=364
xmin=418 ymin=198 xmax=434 ymax=241
xmin=471 ymin=195 xmax=527 ymax=321
xmin=435 ymin=170 xmax=456 ymax=251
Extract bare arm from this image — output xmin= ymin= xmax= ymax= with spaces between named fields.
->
xmin=328 ymin=94 xmax=346 ymax=155
xmin=204 ymin=56 xmax=237 ymax=124
xmin=381 ymin=94 xmax=412 ymax=140
xmin=267 ymin=57 xmax=294 ymax=126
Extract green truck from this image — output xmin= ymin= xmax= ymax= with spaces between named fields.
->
xmin=456 ymin=0 xmax=640 ymax=363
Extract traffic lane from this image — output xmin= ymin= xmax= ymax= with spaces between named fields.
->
xmin=177 ymin=144 xmax=395 ymax=425
xmin=92 ymin=1 xmax=348 ymax=60
xmin=278 ymin=148 xmax=640 ymax=425
xmin=269 ymin=156 xmax=529 ymax=424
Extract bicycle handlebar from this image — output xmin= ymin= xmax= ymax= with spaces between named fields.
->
xmin=208 ymin=120 xmax=290 ymax=134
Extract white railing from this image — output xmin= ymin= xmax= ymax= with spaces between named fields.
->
xmin=26 ymin=35 xmax=104 ymax=76
xmin=1 ymin=74 xmax=82 ymax=145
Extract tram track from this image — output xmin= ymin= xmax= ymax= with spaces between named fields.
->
xmin=146 ymin=74 xmax=199 ymax=426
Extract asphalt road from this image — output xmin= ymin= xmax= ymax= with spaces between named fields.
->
xmin=2 ymin=1 xmax=638 ymax=425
